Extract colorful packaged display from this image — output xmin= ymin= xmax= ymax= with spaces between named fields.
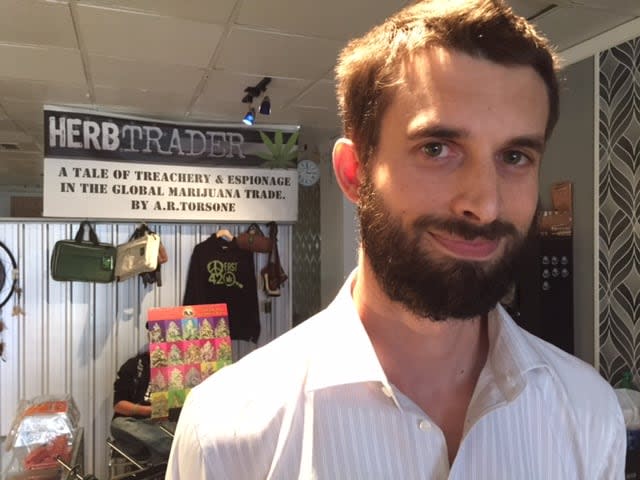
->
xmin=147 ymin=304 xmax=232 ymax=419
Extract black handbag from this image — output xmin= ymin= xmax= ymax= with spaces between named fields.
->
xmin=50 ymin=221 xmax=116 ymax=283
xmin=236 ymin=223 xmax=273 ymax=253
xmin=260 ymin=222 xmax=288 ymax=296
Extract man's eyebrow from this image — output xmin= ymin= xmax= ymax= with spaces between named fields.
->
xmin=508 ymin=135 xmax=546 ymax=154
xmin=406 ymin=125 xmax=469 ymax=142
xmin=406 ymin=126 xmax=547 ymax=153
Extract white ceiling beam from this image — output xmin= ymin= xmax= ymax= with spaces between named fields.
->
xmin=549 ymin=0 xmax=640 ymax=16
xmin=560 ymin=15 xmax=640 ymax=65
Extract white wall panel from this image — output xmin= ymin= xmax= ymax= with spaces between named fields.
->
xmin=0 ymin=220 xmax=292 ymax=479
xmin=0 ymin=223 xmax=20 ymax=439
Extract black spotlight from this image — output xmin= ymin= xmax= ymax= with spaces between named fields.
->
xmin=259 ymin=96 xmax=271 ymax=115
xmin=240 ymin=77 xmax=271 ymax=125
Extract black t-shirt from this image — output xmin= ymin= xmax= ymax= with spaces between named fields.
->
xmin=183 ymin=236 xmax=260 ymax=343
xmin=112 ymin=352 xmax=151 ymax=419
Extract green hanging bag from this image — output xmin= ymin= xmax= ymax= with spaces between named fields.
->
xmin=50 ymin=221 xmax=116 ymax=283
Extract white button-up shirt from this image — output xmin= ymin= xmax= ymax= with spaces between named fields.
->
xmin=167 ymin=272 xmax=625 ymax=479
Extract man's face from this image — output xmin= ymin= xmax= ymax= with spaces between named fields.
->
xmin=358 ymin=47 xmax=549 ymax=321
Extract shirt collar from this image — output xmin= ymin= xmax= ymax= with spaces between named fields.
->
xmin=305 ymin=270 xmax=388 ymax=392
xmin=305 ymin=269 xmax=550 ymax=402
xmin=482 ymin=304 xmax=550 ymax=401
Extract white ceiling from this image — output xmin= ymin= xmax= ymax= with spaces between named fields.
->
xmin=0 ymin=0 xmax=639 ymax=190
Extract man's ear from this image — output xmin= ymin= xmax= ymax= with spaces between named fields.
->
xmin=332 ymin=138 xmax=361 ymax=204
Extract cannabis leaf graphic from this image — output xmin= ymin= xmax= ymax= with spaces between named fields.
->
xmin=257 ymin=130 xmax=299 ymax=168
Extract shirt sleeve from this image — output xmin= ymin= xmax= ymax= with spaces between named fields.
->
xmin=596 ymin=401 xmax=626 ymax=479
xmin=165 ymin=393 xmax=212 ymax=479
xmin=113 ymin=357 xmax=135 ymax=405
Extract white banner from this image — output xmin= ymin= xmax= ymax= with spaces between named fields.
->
xmin=43 ymin=158 xmax=298 ymax=222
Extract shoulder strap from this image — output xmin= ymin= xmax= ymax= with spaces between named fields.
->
xmin=130 ymin=223 xmax=153 ymax=241
xmin=74 ymin=221 xmax=99 ymax=245
xmin=266 ymin=222 xmax=277 ymax=264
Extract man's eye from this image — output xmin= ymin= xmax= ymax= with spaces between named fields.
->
xmin=503 ymin=150 xmax=529 ymax=165
xmin=422 ymin=143 xmax=448 ymax=157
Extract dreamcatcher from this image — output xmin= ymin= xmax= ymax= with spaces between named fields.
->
xmin=0 ymin=240 xmax=21 ymax=361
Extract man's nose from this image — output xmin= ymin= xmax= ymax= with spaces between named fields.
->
xmin=449 ymin=159 xmax=500 ymax=225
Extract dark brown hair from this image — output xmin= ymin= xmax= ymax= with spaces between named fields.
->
xmin=335 ymin=0 xmax=561 ymax=166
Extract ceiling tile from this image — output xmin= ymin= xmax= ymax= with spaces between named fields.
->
xmin=0 ymin=160 xmax=42 ymax=186
xmin=0 ymin=0 xmax=77 ymax=48
xmin=0 ymin=152 xmax=43 ymax=171
xmin=533 ymin=6 xmax=633 ymax=50
xmin=568 ymin=0 xmax=640 ymax=16
xmin=191 ymin=97 xmax=310 ymax=127
xmin=187 ymin=112 xmax=244 ymax=125
xmin=0 ymin=151 xmax=42 ymax=162
xmin=0 ymin=44 xmax=85 ymax=84
xmin=196 ymin=70 xmax=309 ymax=110
xmin=77 ymin=5 xmax=225 ymax=67
xmin=0 ymin=77 xmax=89 ymax=104
xmin=293 ymin=80 xmax=337 ymax=111
xmin=77 ymin=0 xmax=237 ymax=24
xmin=0 ymin=129 xmax=35 ymax=144
xmin=16 ymin=142 xmax=42 ymax=153
xmin=0 ymin=0 xmax=635 ymax=190
xmin=218 ymin=27 xmax=343 ymax=79
xmin=94 ymin=86 xmax=190 ymax=117
xmin=198 ymin=102 xmax=339 ymax=130
xmin=1 ymin=99 xmax=46 ymax=131
xmin=506 ymin=0 xmax=557 ymax=19
xmin=257 ymin=109 xmax=305 ymax=126
xmin=22 ymin=129 xmax=43 ymax=145
xmin=269 ymin=105 xmax=340 ymax=130
xmin=237 ymin=0 xmax=405 ymax=40
xmin=0 ymin=119 xmax=16 ymax=130
xmin=90 ymin=55 xmax=204 ymax=94
xmin=1 ymin=158 xmax=27 ymax=175
xmin=190 ymin=98 xmax=253 ymax=123
xmin=295 ymin=106 xmax=341 ymax=129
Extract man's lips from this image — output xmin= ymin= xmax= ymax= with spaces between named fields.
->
xmin=428 ymin=231 xmax=500 ymax=259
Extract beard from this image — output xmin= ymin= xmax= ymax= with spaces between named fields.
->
xmin=357 ymin=174 xmax=537 ymax=321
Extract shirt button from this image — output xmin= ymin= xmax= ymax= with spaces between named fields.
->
xmin=381 ymin=385 xmax=393 ymax=397
xmin=418 ymin=420 xmax=431 ymax=432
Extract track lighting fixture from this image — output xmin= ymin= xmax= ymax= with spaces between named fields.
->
xmin=241 ymin=77 xmax=272 ymax=124
xmin=242 ymin=107 xmax=256 ymax=126
xmin=259 ymin=96 xmax=271 ymax=115
xmin=242 ymin=78 xmax=271 ymax=104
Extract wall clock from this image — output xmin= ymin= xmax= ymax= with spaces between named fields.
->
xmin=297 ymin=159 xmax=320 ymax=187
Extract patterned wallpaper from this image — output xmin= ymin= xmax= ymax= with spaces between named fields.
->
xmin=598 ymin=37 xmax=640 ymax=384
xmin=292 ymin=148 xmax=322 ymax=326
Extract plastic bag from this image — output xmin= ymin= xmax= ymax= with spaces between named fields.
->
xmin=3 ymin=394 xmax=79 ymax=474
xmin=615 ymin=388 xmax=640 ymax=428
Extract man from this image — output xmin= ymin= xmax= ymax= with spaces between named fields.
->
xmin=111 ymin=350 xmax=175 ymax=464
xmin=167 ymin=1 xmax=625 ymax=478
